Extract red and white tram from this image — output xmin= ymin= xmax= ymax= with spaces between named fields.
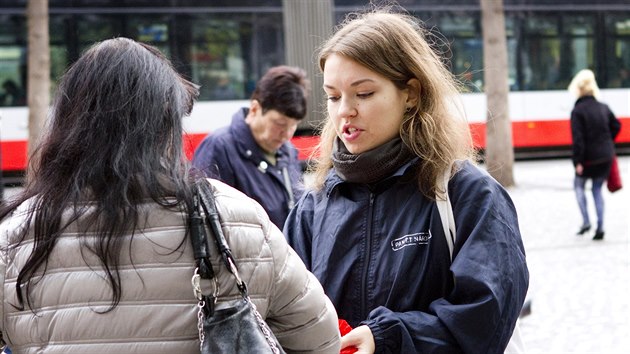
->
xmin=2 ymin=88 xmax=628 ymax=174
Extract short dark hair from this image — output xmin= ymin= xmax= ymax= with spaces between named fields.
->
xmin=251 ymin=65 xmax=309 ymax=120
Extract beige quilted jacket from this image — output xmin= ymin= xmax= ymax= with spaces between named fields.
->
xmin=0 ymin=179 xmax=340 ymax=353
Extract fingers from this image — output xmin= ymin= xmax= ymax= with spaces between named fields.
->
xmin=340 ymin=325 xmax=375 ymax=354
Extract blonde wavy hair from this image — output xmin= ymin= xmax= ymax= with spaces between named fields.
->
xmin=309 ymin=10 xmax=475 ymax=199
xmin=568 ymin=69 xmax=600 ymax=99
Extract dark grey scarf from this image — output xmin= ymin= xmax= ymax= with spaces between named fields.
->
xmin=332 ymin=137 xmax=415 ymax=184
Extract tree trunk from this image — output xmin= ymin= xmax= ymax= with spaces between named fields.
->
xmin=27 ymin=0 xmax=50 ymax=158
xmin=480 ymin=0 xmax=514 ymax=187
xmin=282 ymin=0 xmax=333 ymax=132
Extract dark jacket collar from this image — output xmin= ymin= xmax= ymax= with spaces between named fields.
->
xmin=229 ymin=107 xmax=292 ymax=164
xmin=323 ymin=157 xmax=419 ymax=197
xmin=575 ymin=95 xmax=596 ymax=105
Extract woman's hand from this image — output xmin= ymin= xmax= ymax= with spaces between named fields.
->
xmin=340 ymin=325 xmax=375 ymax=354
xmin=576 ymin=163 xmax=583 ymax=175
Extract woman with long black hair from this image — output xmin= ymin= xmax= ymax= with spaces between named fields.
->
xmin=0 ymin=38 xmax=339 ymax=353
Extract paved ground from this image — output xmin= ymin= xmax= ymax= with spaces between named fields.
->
xmin=501 ymin=156 xmax=630 ymax=353
xmin=2 ymin=156 xmax=629 ymax=353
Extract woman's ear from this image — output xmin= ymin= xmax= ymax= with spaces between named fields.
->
xmin=405 ymin=79 xmax=421 ymax=108
xmin=249 ymin=99 xmax=261 ymax=114
xmin=245 ymin=99 xmax=262 ymax=124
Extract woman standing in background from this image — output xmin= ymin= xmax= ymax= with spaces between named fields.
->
xmin=568 ymin=69 xmax=621 ymax=240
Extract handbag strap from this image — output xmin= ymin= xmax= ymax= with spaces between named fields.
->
xmin=189 ymin=184 xmax=215 ymax=279
xmin=189 ymin=179 xmax=284 ymax=354
xmin=190 ymin=179 xmax=249 ymax=299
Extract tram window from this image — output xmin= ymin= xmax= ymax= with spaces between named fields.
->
xmin=427 ymin=12 xmax=484 ymax=92
xmin=605 ymin=17 xmax=630 ymax=88
xmin=76 ymin=14 xmax=171 ymax=59
xmin=560 ymin=15 xmax=595 ymax=89
xmin=507 ymin=37 xmax=518 ymax=91
xmin=607 ymin=46 xmax=630 ymax=88
xmin=186 ymin=17 xmax=245 ymax=101
xmin=128 ymin=16 xmax=170 ymax=56
xmin=451 ymin=38 xmax=483 ymax=92
xmin=180 ymin=13 xmax=284 ymax=102
xmin=49 ymin=15 xmax=69 ymax=95
xmin=563 ymin=16 xmax=594 ymax=36
xmin=49 ymin=45 xmax=67 ymax=94
xmin=0 ymin=14 xmax=25 ymax=45
xmin=171 ymin=0 xmax=282 ymax=5
xmin=525 ymin=17 xmax=558 ymax=36
xmin=0 ymin=47 xmax=26 ymax=107
xmin=520 ymin=14 xmax=594 ymax=91
xmin=77 ymin=15 xmax=121 ymax=47
xmin=521 ymin=16 xmax=559 ymax=90
xmin=0 ymin=15 xmax=26 ymax=107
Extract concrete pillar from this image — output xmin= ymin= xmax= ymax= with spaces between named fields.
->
xmin=282 ymin=0 xmax=334 ymax=131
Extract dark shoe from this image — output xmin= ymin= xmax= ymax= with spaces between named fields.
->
xmin=576 ymin=224 xmax=591 ymax=235
xmin=519 ymin=299 xmax=532 ymax=318
xmin=593 ymin=231 xmax=604 ymax=240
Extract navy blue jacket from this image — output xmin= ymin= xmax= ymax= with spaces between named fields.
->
xmin=284 ymin=160 xmax=528 ymax=353
xmin=192 ymin=108 xmax=303 ymax=228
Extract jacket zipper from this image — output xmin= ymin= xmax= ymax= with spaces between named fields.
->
xmin=360 ymin=193 xmax=375 ymax=320
xmin=256 ymin=155 xmax=294 ymax=211
xmin=281 ymin=166 xmax=295 ymax=210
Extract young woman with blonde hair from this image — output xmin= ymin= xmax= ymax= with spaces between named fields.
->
xmin=284 ymin=9 xmax=529 ymax=353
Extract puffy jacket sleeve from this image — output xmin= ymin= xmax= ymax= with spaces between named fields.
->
xmin=362 ymin=164 xmax=529 ymax=353
xmin=252 ymin=191 xmax=340 ymax=353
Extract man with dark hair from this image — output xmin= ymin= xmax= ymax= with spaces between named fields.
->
xmin=192 ymin=66 xmax=309 ymax=228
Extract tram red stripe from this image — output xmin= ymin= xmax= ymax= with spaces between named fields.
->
xmin=183 ymin=133 xmax=206 ymax=160
xmin=1 ymin=141 xmax=28 ymax=171
xmin=513 ymin=120 xmax=572 ymax=147
xmin=3 ymin=118 xmax=630 ymax=172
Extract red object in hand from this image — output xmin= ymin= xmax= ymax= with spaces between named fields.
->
xmin=339 ymin=319 xmax=358 ymax=354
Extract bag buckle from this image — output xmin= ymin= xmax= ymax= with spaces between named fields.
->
xmin=192 ymin=267 xmax=219 ymax=302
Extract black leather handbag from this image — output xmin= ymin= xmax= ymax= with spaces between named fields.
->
xmin=188 ymin=179 xmax=286 ymax=354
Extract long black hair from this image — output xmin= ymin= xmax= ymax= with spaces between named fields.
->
xmin=0 ymin=37 xmax=199 ymax=311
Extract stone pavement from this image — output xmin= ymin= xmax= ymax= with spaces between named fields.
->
xmin=498 ymin=156 xmax=630 ymax=353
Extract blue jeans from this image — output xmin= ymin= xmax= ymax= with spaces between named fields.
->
xmin=574 ymin=175 xmax=606 ymax=231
